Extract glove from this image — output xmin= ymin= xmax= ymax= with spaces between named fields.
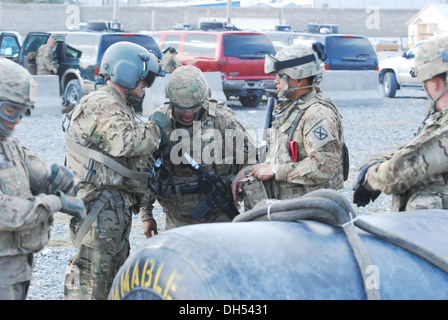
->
xmin=150 ymin=111 xmax=172 ymax=147
xmin=353 ymin=184 xmax=381 ymax=207
xmin=55 ymin=190 xmax=86 ymax=224
xmin=353 ymin=162 xmax=382 ymax=207
xmin=48 ymin=164 xmax=77 ymax=195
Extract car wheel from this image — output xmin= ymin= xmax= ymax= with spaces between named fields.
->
xmin=239 ymin=94 xmax=262 ymax=108
xmin=383 ymin=72 xmax=398 ymax=98
xmin=64 ymin=79 xmax=82 ymax=107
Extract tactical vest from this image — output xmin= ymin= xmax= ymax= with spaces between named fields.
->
xmin=266 ymin=91 xmax=347 ymax=200
xmin=0 ymin=138 xmax=51 ymax=257
xmin=155 ymin=100 xmax=238 ymax=215
xmin=64 ymin=90 xmax=151 ymax=195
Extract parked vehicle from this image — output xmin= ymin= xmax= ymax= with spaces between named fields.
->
xmin=265 ymin=31 xmax=378 ymax=71
xmin=263 ymin=31 xmax=289 ymax=52
xmin=19 ymin=29 xmax=161 ymax=109
xmin=378 ymin=41 xmax=424 ymax=98
xmin=0 ymin=31 xmax=22 ymax=63
xmin=152 ymin=30 xmax=277 ymax=108
xmin=19 ymin=31 xmax=81 ymax=102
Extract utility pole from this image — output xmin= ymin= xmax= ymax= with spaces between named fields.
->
xmin=227 ymin=0 xmax=232 ymax=23
xmin=113 ymin=0 xmax=118 ymax=22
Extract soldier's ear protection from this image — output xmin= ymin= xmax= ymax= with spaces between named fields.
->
xmin=312 ymin=42 xmax=327 ymax=61
xmin=111 ymin=60 xmax=141 ymax=89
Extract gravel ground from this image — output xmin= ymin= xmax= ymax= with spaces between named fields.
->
xmin=15 ymin=86 xmax=428 ymax=300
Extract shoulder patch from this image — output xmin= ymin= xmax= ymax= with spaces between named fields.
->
xmin=306 ymin=119 xmax=335 ymax=149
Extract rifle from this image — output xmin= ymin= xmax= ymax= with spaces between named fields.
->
xmin=181 ymin=152 xmax=240 ymax=221
xmin=257 ymin=96 xmax=277 ymax=163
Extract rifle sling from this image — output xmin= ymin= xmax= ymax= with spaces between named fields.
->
xmin=66 ymin=139 xmax=151 ymax=180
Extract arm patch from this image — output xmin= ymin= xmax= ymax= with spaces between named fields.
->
xmin=306 ymin=119 xmax=335 ymax=149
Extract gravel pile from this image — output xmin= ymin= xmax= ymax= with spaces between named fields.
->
xmin=16 ymin=88 xmax=428 ymax=300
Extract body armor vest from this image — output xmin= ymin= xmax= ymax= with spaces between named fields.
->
xmin=267 ymin=90 xmax=346 ymax=200
xmin=0 ymin=138 xmax=51 ymax=257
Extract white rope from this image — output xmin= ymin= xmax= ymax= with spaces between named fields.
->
xmin=265 ymin=200 xmax=280 ymax=221
xmin=340 ymin=212 xmax=359 ymax=228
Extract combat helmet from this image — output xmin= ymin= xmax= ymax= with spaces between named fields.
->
xmin=413 ymin=35 xmax=448 ymax=82
xmin=165 ymin=65 xmax=209 ymax=108
xmin=99 ymin=41 xmax=164 ymax=89
xmin=264 ymin=42 xmax=327 ymax=79
xmin=0 ymin=57 xmax=37 ymax=120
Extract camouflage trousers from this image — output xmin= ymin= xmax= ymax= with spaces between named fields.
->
xmin=0 ymin=281 xmax=29 ymax=300
xmin=64 ymin=190 xmax=132 ymax=300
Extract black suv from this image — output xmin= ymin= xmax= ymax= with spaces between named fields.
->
xmin=19 ymin=30 xmax=161 ymax=109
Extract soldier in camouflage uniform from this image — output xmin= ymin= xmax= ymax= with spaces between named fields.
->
xmin=161 ymin=47 xmax=182 ymax=73
xmin=232 ymin=43 xmax=347 ymax=209
xmin=140 ymin=65 xmax=256 ymax=235
xmin=63 ymin=42 xmax=168 ymax=300
xmin=0 ymin=58 xmax=85 ymax=300
xmin=36 ymin=37 xmax=59 ymax=75
xmin=353 ymin=35 xmax=448 ymax=211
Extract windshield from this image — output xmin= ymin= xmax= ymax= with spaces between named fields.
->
xmin=224 ymin=34 xmax=275 ymax=59
xmin=326 ymin=36 xmax=376 ymax=59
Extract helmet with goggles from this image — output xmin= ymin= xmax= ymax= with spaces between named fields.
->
xmin=413 ymin=35 xmax=448 ymax=82
xmin=265 ymin=42 xmax=326 ymax=80
xmin=165 ymin=65 xmax=209 ymax=108
xmin=0 ymin=57 xmax=36 ymax=121
xmin=99 ymin=41 xmax=164 ymax=89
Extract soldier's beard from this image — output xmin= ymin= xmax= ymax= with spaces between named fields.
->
xmin=125 ymin=90 xmax=145 ymax=109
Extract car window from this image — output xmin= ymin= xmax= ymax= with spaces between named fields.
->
xmin=65 ymin=34 xmax=96 ymax=58
xmin=325 ymin=36 xmax=376 ymax=59
xmin=289 ymin=34 xmax=323 ymax=45
xmin=23 ymin=35 xmax=47 ymax=55
xmin=162 ymin=34 xmax=181 ymax=52
xmin=266 ymin=33 xmax=289 ymax=44
xmin=65 ymin=45 xmax=82 ymax=59
xmin=407 ymin=42 xmax=423 ymax=59
xmin=0 ymin=35 xmax=20 ymax=56
xmin=224 ymin=34 xmax=275 ymax=59
xmin=183 ymin=34 xmax=216 ymax=57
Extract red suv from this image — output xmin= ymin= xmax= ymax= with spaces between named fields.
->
xmin=152 ymin=30 xmax=276 ymax=107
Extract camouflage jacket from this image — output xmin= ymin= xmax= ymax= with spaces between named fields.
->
xmin=0 ymin=137 xmax=63 ymax=286
xmin=365 ymin=106 xmax=448 ymax=211
xmin=140 ymin=99 xmax=256 ymax=219
xmin=64 ymin=85 xmax=161 ymax=207
xmin=246 ymin=88 xmax=345 ymax=200
xmin=36 ymin=44 xmax=57 ymax=75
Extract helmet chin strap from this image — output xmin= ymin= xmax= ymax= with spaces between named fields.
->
xmin=280 ymin=75 xmax=319 ymax=99
xmin=425 ymin=72 xmax=448 ymax=114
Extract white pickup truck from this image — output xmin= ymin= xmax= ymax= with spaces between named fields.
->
xmin=378 ymin=41 xmax=425 ymax=97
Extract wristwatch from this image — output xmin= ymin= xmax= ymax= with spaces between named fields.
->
xmin=272 ymin=164 xmax=278 ymax=175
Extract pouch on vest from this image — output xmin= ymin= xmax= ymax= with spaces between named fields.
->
xmin=241 ymin=176 xmax=271 ymax=210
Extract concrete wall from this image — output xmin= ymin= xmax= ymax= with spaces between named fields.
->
xmin=0 ymin=4 xmax=418 ymax=40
